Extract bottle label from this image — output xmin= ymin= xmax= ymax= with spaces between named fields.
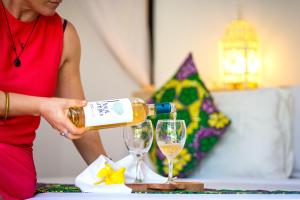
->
xmin=83 ymin=98 xmax=133 ymax=127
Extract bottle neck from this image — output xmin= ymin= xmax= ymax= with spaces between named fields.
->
xmin=147 ymin=104 xmax=156 ymax=116
xmin=146 ymin=103 xmax=176 ymax=116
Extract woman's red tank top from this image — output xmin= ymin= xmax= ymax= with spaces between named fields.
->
xmin=0 ymin=4 xmax=64 ymax=199
xmin=0 ymin=5 xmax=63 ymax=147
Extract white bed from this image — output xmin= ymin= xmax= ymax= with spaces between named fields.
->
xmin=32 ymin=86 xmax=300 ymax=199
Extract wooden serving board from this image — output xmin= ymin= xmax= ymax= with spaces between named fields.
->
xmin=126 ymin=181 xmax=204 ymax=192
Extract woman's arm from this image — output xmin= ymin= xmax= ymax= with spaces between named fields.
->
xmin=0 ymin=90 xmax=87 ymax=136
xmin=57 ymin=21 xmax=106 ymax=164
xmin=0 ymin=90 xmax=41 ymax=116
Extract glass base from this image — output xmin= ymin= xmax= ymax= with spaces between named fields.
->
xmin=166 ymin=176 xmax=177 ymax=183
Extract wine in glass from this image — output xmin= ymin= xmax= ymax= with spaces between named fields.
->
xmin=156 ymin=119 xmax=186 ymax=182
xmin=123 ymin=119 xmax=153 ymax=182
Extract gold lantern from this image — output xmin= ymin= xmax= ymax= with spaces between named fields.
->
xmin=219 ymin=20 xmax=261 ymax=89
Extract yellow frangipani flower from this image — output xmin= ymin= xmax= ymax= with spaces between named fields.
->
xmin=208 ymin=112 xmax=229 ymax=129
xmin=94 ymin=163 xmax=126 ymax=185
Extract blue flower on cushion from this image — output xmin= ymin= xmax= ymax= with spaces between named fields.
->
xmin=194 ymin=151 xmax=206 ymax=160
xmin=157 ymin=148 xmax=165 ymax=160
xmin=147 ymin=98 xmax=154 ymax=104
xmin=193 ymin=127 xmax=218 ymax=150
xmin=179 ymin=172 xmax=188 ymax=178
xmin=176 ymin=54 xmax=197 ymax=80
xmin=192 ymin=127 xmax=228 ymax=160
xmin=214 ymin=126 xmax=227 ymax=136
xmin=202 ymin=98 xmax=218 ymax=114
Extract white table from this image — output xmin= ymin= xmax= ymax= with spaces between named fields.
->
xmin=36 ymin=177 xmax=300 ymax=191
xmin=30 ymin=177 xmax=300 ymax=200
xmin=31 ymin=193 xmax=300 ymax=200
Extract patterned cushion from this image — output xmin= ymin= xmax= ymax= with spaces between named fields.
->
xmin=147 ymin=53 xmax=231 ymax=177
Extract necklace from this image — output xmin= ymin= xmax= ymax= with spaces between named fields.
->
xmin=1 ymin=0 xmax=40 ymax=67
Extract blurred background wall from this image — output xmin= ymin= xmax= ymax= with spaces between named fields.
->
xmin=34 ymin=0 xmax=300 ymax=179
xmin=155 ymin=0 xmax=300 ymax=89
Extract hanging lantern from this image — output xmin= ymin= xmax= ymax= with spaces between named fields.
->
xmin=219 ymin=20 xmax=261 ymax=89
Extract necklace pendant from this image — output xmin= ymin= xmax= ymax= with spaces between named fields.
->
xmin=14 ymin=57 xmax=21 ymax=67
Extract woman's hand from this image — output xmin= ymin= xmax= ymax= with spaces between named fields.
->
xmin=39 ymin=97 xmax=88 ymax=140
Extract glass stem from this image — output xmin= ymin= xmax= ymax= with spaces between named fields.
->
xmin=135 ymin=154 xmax=143 ymax=183
xmin=167 ymin=159 xmax=173 ymax=182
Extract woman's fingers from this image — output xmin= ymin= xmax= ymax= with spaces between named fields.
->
xmin=41 ymin=97 xmax=89 ymax=140
xmin=58 ymin=119 xmax=87 ymax=140
xmin=64 ymin=118 xmax=87 ymax=134
xmin=60 ymin=131 xmax=82 ymax=140
xmin=60 ymin=132 xmax=81 ymax=140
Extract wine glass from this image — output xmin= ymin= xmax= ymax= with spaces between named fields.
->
xmin=156 ymin=119 xmax=186 ymax=183
xmin=123 ymin=119 xmax=153 ymax=182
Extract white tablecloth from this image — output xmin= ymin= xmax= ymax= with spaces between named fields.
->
xmin=31 ymin=193 xmax=300 ymax=200
xmin=30 ymin=177 xmax=300 ymax=200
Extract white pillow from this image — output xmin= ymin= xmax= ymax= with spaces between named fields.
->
xmin=277 ymin=89 xmax=293 ymax=178
xmin=289 ymin=86 xmax=300 ymax=178
xmin=191 ymin=88 xmax=293 ymax=179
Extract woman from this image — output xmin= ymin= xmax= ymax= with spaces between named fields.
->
xmin=0 ymin=0 xmax=106 ymax=199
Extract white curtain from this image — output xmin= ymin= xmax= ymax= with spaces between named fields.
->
xmin=78 ymin=0 xmax=151 ymax=89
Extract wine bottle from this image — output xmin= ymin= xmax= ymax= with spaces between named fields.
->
xmin=68 ymin=98 xmax=176 ymax=130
